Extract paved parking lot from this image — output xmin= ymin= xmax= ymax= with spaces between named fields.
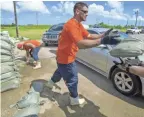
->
xmin=129 ymin=34 xmax=144 ymax=41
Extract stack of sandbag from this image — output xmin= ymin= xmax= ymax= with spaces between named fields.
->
xmin=0 ymin=34 xmax=21 ymax=92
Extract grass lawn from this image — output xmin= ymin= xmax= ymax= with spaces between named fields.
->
xmin=1 ymin=25 xmax=51 ymax=40
xmin=1 ymin=25 xmax=127 ymax=40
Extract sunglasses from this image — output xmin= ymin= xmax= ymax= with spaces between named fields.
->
xmin=79 ymin=9 xmax=88 ymax=14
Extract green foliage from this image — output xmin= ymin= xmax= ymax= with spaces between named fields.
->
xmin=1 ymin=25 xmax=51 ymax=40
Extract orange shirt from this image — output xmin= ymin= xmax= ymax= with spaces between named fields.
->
xmin=57 ymin=18 xmax=89 ymax=64
xmin=23 ymin=40 xmax=41 ymax=50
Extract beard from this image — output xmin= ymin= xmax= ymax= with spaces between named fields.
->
xmin=80 ymin=16 xmax=86 ymax=21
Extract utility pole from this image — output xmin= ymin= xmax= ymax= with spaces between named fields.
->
xmin=126 ymin=18 xmax=129 ymax=29
xmin=135 ymin=10 xmax=139 ymax=27
xmin=36 ymin=12 xmax=38 ymax=25
xmin=13 ymin=1 xmax=19 ymax=38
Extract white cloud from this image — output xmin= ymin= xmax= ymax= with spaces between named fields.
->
xmin=133 ymin=8 xmax=140 ymax=12
xmin=17 ymin=1 xmax=50 ymax=14
xmin=51 ymin=1 xmax=75 ymax=15
xmin=1 ymin=1 xmax=50 ymax=14
xmin=107 ymin=1 xmax=124 ymax=12
xmin=1 ymin=1 xmax=15 ymax=12
xmin=89 ymin=3 xmax=126 ymax=20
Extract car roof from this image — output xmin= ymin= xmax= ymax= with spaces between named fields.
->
xmin=88 ymin=28 xmax=109 ymax=33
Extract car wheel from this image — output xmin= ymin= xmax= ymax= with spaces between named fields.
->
xmin=111 ymin=68 xmax=140 ymax=96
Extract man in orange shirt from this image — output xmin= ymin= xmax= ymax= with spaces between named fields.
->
xmin=17 ymin=40 xmax=42 ymax=69
xmin=45 ymin=2 xmax=110 ymax=105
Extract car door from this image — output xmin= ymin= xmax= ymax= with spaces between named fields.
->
xmin=86 ymin=45 xmax=109 ymax=72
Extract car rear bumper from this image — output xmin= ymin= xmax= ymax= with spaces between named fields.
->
xmin=126 ymin=30 xmax=133 ymax=33
xmin=42 ymin=38 xmax=58 ymax=44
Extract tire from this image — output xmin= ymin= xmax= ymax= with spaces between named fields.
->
xmin=111 ymin=68 xmax=140 ymax=96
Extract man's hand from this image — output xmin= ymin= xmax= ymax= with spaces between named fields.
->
xmin=26 ymin=57 xmax=30 ymax=64
xmin=104 ymin=28 xmax=113 ymax=36
xmin=100 ymin=35 xmax=121 ymax=45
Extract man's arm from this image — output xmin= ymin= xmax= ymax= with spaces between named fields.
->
xmin=77 ymin=39 xmax=101 ymax=49
xmin=87 ymin=33 xmax=104 ymax=40
xmin=24 ymin=43 xmax=36 ymax=62
xmin=26 ymin=50 xmax=30 ymax=62
xmin=129 ymin=66 xmax=144 ymax=77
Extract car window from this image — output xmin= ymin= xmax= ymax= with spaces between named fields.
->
xmin=87 ymin=30 xmax=99 ymax=34
xmin=49 ymin=25 xmax=63 ymax=31
xmin=111 ymin=32 xmax=129 ymax=48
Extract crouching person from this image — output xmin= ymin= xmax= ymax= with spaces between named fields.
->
xmin=17 ymin=40 xmax=42 ymax=69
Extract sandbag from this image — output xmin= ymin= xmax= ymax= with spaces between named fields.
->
xmin=0 ymin=40 xmax=14 ymax=51
xmin=10 ymin=90 xmax=40 ymax=109
xmin=0 ymin=36 xmax=15 ymax=46
xmin=0 ymin=76 xmax=20 ymax=84
xmin=0 ymin=31 xmax=9 ymax=37
xmin=0 ymin=49 xmax=13 ymax=56
xmin=1 ymin=66 xmax=19 ymax=74
xmin=110 ymin=39 xmax=144 ymax=57
xmin=1 ymin=72 xmax=21 ymax=80
xmin=1 ymin=78 xmax=21 ymax=92
xmin=1 ymin=55 xmax=14 ymax=63
xmin=1 ymin=62 xmax=16 ymax=66
xmin=1 ymin=66 xmax=15 ymax=74
xmin=13 ymin=104 xmax=40 ymax=117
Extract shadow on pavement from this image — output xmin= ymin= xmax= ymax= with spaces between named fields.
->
xmin=31 ymin=79 xmax=106 ymax=117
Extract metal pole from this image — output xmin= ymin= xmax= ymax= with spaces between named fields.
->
xmin=13 ymin=1 xmax=19 ymax=38
xmin=36 ymin=12 xmax=38 ymax=25
xmin=135 ymin=10 xmax=139 ymax=27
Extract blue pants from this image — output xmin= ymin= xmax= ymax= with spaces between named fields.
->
xmin=30 ymin=47 xmax=40 ymax=61
xmin=51 ymin=61 xmax=78 ymax=98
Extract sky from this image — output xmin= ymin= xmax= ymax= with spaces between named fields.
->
xmin=1 ymin=1 xmax=144 ymax=26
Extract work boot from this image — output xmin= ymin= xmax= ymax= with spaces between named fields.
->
xmin=33 ymin=62 xmax=41 ymax=69
xmin=44 ymin=79 xmax=55 ymax=89
xmin=70 ymin=96 xmax=85 ymax=106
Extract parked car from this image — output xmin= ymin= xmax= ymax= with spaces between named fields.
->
xmin=141 ymin=28 xmax=144 ymax=33
xmin=42 ymin=23 xmax=91 ymax=46
xmin=42 ymin=23 xmax=65 ymax=45
xmin=126 ymin=27 xmax=141 ymax=34
xmin=76 ymin=28 xmax=144 ymax=96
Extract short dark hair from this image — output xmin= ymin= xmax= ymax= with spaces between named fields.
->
xmin=73 ymin=2 xmax=88 ymax=13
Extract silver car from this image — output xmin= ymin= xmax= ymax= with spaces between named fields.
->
xmin=77 ymin=28 xmax=144 ymax=96
xmin=42 ymin=23 xmax=65 ymax=45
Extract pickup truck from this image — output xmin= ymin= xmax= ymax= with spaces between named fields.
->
xmin=126 ymin=27 xmax=141 ymax=34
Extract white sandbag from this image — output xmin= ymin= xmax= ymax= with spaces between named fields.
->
xmin=1 ymin=62 xmax=15 ymax=66
xmin=0 ymin=76 xmax=20 ymax=84
xmin=0 ymin=49 xmax=13 ymax=56
xmin=1 ymin=55 xmax=14 ymax=63
xmin=1 ymin=78 xmax=21 ymax=92
xmin=1 ymin=36 xmax=15 ymax=46
xmin=0 ymin=40 xmax=14 ymax=51
xmin=10 ymin=37 xmax=20 ymax=44
xmin=110 ymin=39 xmax=144 ymax=57
xmin=13 ymin=104 xmax=40 ymax=117
xmin=1 ymin=31 xmax=9 ymax=37
xmin=10 ymin=90 xmax=40 ymax=109
xmin=1 ymin=66 xmax=15 ymax=74
xmin=1 ymin=72 xmax=21 ymax=80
